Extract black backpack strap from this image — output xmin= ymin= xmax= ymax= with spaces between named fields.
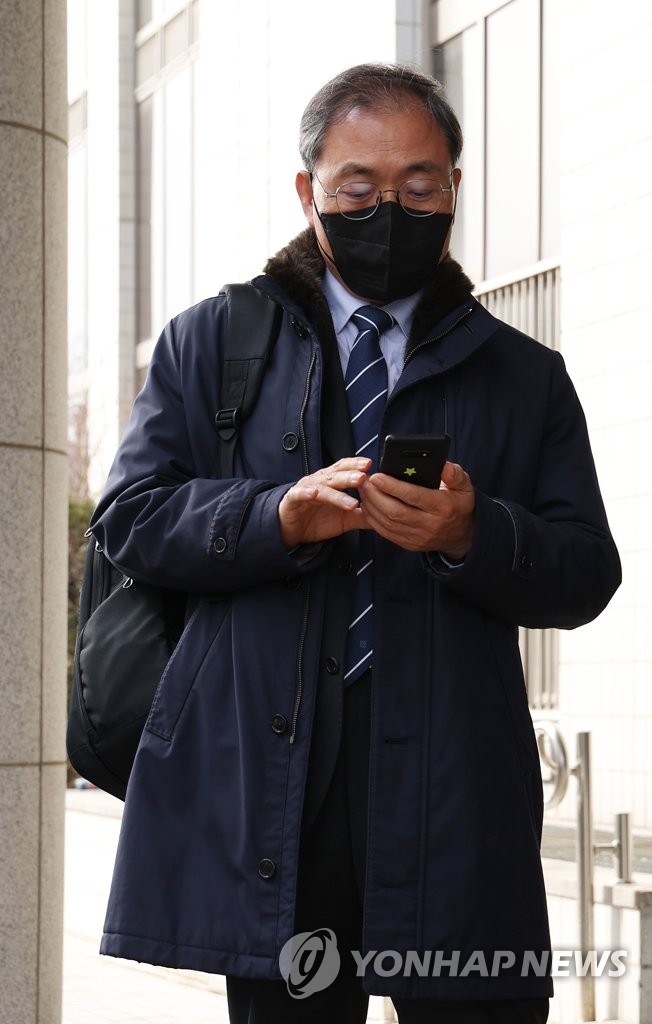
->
xmin=215 ymin=283 xmax=283 ymax=477
xmin=78 ymin=529 xmax=123 ymax=625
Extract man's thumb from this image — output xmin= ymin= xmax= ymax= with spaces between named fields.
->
xmin=440 ymin=461 xmax=467 ymax=490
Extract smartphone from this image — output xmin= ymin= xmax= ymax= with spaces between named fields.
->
xmin=378 ymin=434 xmax=450 ymax=489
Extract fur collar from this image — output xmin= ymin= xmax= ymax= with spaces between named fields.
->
xmin=263 ymin=228 xmax=475 ymax=357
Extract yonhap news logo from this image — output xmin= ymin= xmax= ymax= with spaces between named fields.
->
xmin=279 ymin=929 xmax=628 ymax=999
xmin=279 ymin=928 xmax=341 ymax=998
xmin=348 ymin=947 xmax=628 ymax=980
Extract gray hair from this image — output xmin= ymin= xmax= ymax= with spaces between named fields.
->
xmin=299 ymin=63 xmax=463 ymax=172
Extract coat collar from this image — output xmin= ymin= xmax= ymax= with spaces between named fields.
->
xmin=259 ymin=228 xmax=477 ymax=358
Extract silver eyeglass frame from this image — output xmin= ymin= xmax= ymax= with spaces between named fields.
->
xmin=311 ymin=170 xmax=455 ymax=220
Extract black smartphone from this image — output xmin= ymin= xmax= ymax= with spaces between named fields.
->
xmin=378 ymin=434 xmax=451 ymax=489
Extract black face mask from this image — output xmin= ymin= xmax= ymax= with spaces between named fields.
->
xmin=315 ymin=201 xmax=453 ymax=303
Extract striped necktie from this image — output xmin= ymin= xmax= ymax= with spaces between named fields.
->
xmin=343 ymin=304 xmax=394 ymax=685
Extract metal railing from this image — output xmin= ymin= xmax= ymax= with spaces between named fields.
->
xmin=520 ymin=626 xmax=559 ymax=711
xmin=475 ymin=262 xmax=562 ymax=712
xmin=535 ymin=722 xmax=632 ymax=1022
xmin=474 ymin=259 xmax=561 ymax=352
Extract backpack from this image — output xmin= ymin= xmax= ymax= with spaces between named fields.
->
xmin=67 ymin=284 xmax=283 ymax=799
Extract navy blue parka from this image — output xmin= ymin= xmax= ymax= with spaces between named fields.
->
xmin=91 ymin=230 xmax=621 ymax=1000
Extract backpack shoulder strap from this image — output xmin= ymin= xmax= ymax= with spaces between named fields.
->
xmin=215 ymin=283 xmax=283 ymax=478
xmin=77 ymin=530 xmax=123 ymax=627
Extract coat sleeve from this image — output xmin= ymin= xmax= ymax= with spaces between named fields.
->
xmin=425 ymin=351 xmax=621 ymax=628
xmin=90 ymin=312 xmax=325 ymax=594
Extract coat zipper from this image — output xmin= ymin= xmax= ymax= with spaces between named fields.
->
xmin=299 ymin=347 xmax=317 ymax=475
xmin=401 ymin=305 xmax=475 ymax=370
xmin=290 ymin=343 xmax=317 ymax=744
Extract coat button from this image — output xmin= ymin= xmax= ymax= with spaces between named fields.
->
xmin=282 ymin=432 xmax=299 ymax=451
xmin=325 ymin=656 xmax=340 ymax=675
xmin=213 ymin=537 xmax=227 ymax=554
xmin=338 ymin=560 xmax=355 ymax=576
xmin=258 ymin=858 xmax=276 ymax=879
xmin=520 ymin=555 xmax=533 ymax=571
xmin=270 ymin=714 xmax=288 ymax=735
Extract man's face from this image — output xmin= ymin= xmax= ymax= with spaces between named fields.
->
xmin=296 ymin=102 xmax=462 ymax=296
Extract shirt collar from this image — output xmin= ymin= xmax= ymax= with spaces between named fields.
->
xmin=322 ymin=269 xmax=422 ymax=342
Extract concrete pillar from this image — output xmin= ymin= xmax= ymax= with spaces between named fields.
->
xmin=0 ymin=0 xmax=68 ymax=1022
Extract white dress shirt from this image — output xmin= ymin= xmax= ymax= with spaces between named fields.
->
xmin=321 ymin=270 xmax=422 ymax=395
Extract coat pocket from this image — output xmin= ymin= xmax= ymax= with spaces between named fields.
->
xmin=145 ymin=599 xmax=230 ymax=741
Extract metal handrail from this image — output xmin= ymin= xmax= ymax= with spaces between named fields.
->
xmin=574 ymin=732 xmax=596 ymax=1021
xmin=535 ymin=723 xmax=633 ymax=1021
xmin=535 ymin=720 xmax=569 ymax=808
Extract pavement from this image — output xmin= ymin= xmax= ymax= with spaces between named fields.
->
xmin=63 ymin=787 xmax=232 ymax=1023
xmin=63 ymin=787 xmax=395 ymax=1023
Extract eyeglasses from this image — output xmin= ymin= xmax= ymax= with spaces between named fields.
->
xmin=312 ymin=171 xmax=455 ymax=220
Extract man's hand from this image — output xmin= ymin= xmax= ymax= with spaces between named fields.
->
xmin=360 ymin=461 xmax=476 ymax=560
xmin=278 ymin=458 xmax=372 ymax=548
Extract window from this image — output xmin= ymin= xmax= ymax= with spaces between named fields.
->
xmin=163 ymin=68 xmax=192 ymax=323
xmin=433 ymin=25 xmax=484 ymax=280
xmin=137 ymin=0 xmax=152 ymax=31
xmin=431 ymin=0 xmax=560 ymax=284
xmin=136 ymin=67 xmax=194 ymax=346
xmin=68 ymin=143 xmax=88 ymax=374
xmin=137 ymin=97 xmax=153 ymax=344
xmin=135 ymin=2 xmax=197 ymax=354
xmin=485 ymin=0 xmax=540 ymax=277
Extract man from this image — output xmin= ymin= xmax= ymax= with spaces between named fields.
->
xmin=91 ymin=64 xmax=621 ymax=1023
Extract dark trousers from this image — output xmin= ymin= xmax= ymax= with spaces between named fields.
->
xmin=226 ymin=675 xmax=549 ymax=1024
